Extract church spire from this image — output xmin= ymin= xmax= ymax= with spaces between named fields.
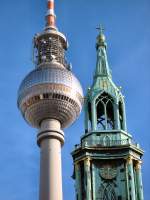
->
xmin=72 ymin=28 xmax=144 ymax=200
xmin=94 ymin=27 xmax=112 ymax=79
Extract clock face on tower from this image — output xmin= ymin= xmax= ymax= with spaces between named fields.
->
xmin=100 ymin=164 xmax=117 ymax=180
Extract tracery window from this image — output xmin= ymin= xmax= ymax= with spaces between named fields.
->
xmin=99 ymin=183 xmax=117 ymax=200
xmin=96 ymin=93 xmax=114 ymax=130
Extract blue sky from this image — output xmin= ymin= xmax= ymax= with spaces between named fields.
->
xmin=0 ymin=0 xmax=150 ymax=199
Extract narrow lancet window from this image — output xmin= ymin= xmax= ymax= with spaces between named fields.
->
xmin=119 ymin=101 xmax=123 ymax=130
xmin=87 ymin=102 xmax=92 ymax=131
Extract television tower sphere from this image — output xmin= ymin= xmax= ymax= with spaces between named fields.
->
xmin=17 ymin=59 xmax=83 ymax=129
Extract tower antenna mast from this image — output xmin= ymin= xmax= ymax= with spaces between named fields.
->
xmin=46 ymin=0 xmax=56 ymax=29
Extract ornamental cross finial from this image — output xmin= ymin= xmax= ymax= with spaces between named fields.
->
xmin=96 ymin=25 xmax=104 ymax=34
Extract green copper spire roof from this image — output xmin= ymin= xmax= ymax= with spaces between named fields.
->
xmin=94 ymin=28 xmax=112 ymax=79
xmin=90 ymin=28 xmax=118 ymax=96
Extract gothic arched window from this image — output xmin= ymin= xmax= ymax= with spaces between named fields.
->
xmin=96 ymin=93 xmax=114 ymax=130
xmin=99 ymin=183 xmax=117 ymax=200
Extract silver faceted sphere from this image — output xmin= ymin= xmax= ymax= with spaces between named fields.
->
xmin=17 ymin=62 xmax=83 ymax=129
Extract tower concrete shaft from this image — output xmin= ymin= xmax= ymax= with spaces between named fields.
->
xmin=38 ymin=119 xmax=64 ymax=200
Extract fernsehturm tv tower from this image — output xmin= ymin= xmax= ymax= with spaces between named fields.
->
xmin=17 ymin=1 xmax=83 ymax=200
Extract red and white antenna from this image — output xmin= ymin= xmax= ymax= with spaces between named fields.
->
xmin=46 ymin=0 xmax=56 ymax=29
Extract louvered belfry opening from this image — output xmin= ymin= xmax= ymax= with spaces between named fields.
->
xmin=96 ymin=92 xmax=114 ymax=130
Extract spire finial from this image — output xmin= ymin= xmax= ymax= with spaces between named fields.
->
xmin=96 ymin=25 xmax=104 ymax=35
xmin=96 ymin=24 xmax=106 ymax=49
xmin=45 ymin=0 xmax=56 ymax=29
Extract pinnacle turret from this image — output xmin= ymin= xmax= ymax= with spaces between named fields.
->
xmin=94 ymin=29 xmax=111 ymax=79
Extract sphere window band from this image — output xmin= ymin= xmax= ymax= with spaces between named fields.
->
xmin=21 ymin=92 xmax=81 ymax=113
xmin=19 ymin=83 xmax=83 ymax=107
